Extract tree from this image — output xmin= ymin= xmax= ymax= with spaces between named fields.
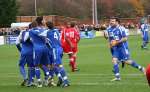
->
xmin=128 ymin=0 xmax=145 ymax=16
xmin=113 ymin=0 xmax=137 ymax=18
xmin=141 ymin=0 xmax=150 ymax=16
xmin=0 ymin=0 xmax=18 ymax=27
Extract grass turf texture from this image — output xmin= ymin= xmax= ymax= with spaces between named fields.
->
xmin=0 ymin=36 xmax=150 ymax=92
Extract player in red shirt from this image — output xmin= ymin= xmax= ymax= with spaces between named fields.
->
xmin=146 ymin=64 xmax=150 ymax=86
xmin=61 ymin=22 xmax=80 ymax=72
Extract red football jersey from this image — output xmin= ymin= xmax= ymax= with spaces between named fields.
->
xmin=61 ymin=27 xmax=80 ymax=53
xmin=65 ymin=27 xmax=79 ymax=44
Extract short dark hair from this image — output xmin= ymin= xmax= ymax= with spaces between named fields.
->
xmin=46 ymin=21 xmax=54 ymax=29
xmin=35 ymin=16 xmax=43 ymax=25
xmin=31 ymin=21 xmax=38 ymax=28
xmin=110 ymin=17 xmax=120 ymax=23
xmin=28 ymin=23 xmax=32 ymax=29
xmin=70 ymin=21 xmax=76 ymax=27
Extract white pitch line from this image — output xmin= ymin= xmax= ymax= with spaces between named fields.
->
xmin=0 ymin=82 xmax=148 ymax=86
xmin=0 ymin=73 xmax=144 ymax=78
xmin=68 ymin=73 xmax=144 ymax=76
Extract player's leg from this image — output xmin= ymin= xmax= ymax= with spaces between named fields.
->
xmin=144 ymin=33 xmax=149 ymax=48
xmin=64 ymin=46 xmax=75 ymax=72
xmin=47 ymin=64 xmax=56 ymax=87
xmin=70 ymin=53 xmax=79 ymax=72
xmin=120 ymin=46 xmax=146 ymax=74
xmin=54 ymin=48 xmax=70 ymax=87
xmin=110 ymin=48 xmax=120 ymax=81
xmin=48 ymin=51 xmax=55 ymax=80
xmin=69 ymin=52 xmax=79 ymax=72
xmin=19 ymin=54 xmax=28 ymax=86
xmin=26 ymin=55 xmax=35 ymax=87
xmin=69 ymin=53 xmax=74 ymax=71
xmin=125 ymin=59 xmax=146 ymax=74
xmin=41 ymin=49 xmax=52 ymax=86
xmin=57 ymin=65 xmax=70 ymax=87
xmin=27 ymin=66 xmax=35 ymax=87
xmin=111 ymin=57 xmax=120 ymax=81
xmin=34 ymin=50 xmax=42 ymax=87
xmin=43 ymin=49 xmax=56 ymax=87
xmin=142 ymin=32 xmax=148 ymax=49
xmin=71 ymin=46 xmax=79 ymax=72
xmin=53 ymin=66 xmax=63 ymax=86
xmin=72 ymin=45 xmax=79 ymax=71
xmin=141 ymin=31 xmax=145 ymax=48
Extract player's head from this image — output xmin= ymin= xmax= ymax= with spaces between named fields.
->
xmin=35 ymin=16 xmax=44 ymax=26
xmin=28 ymin=23 xmax=32 ymax=29
xmin=65 ymin=22 xmax=71 ymax=28
xmin=31 ymin=21 xmax=38 ymax=28
xmin=46 ymin=21 xmax=54 ymax=29
xmin=70 ymin=21 xmax=76 ymax=28
xmin=109 ymin=17 xmax=120 ymax=27
xmin=144 ymin=19 xmax=148 ymax=24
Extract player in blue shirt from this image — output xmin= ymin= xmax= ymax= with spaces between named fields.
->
xmin=29 ymin=19 xmax=50 ymax=87
xmin=140 ymin=19 xmax=149 ymax=49
xmin=105 ymin=17 xmax=145 ymax=81
xmin=46 ymin=21 xmax=70 ymax=87
xmin=16 ymin=25 xmax=34 ymax=86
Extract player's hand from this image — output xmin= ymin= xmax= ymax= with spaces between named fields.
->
xmin=70 ymin=43 xmax=75 ymax=49
xmin=110 ymin=40 xmax=119 ymax=47
xmin=103 ymin=31 xmax=108 ymax=39
xmin=76 ymin=37 xmax=80 ymax=43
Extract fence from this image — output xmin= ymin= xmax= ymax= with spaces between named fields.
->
xmin=16 ymin=15 xmax=91 ymax=26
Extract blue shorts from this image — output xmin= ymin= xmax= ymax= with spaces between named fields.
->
xmin=19 ymin=53 xmax=34 ymax=67
xmin=111 ymin=46 xmax=130 ymax=62
xmin=33 ymin=47 xmax=50 ymax=66
xmin=48 ymin=48 xmax=54 ymax=65
xmin=143 ymin=31 xmax=149 ymax=42
xmin=52 ymin=47 xmax=63 ymax=65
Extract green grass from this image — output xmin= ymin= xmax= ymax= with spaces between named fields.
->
xmin=0 ymin=36 xmax=150 ymax=92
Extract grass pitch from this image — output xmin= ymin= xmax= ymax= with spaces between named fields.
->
xmin=0 ymin=36 xmax=150 ymax=92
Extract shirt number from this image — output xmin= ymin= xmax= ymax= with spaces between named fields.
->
xmin=54 ymin=32 xmax=58 ymax=40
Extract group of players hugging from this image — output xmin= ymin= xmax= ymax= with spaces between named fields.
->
xmin=16 ymin=16 xmax=150 ymax=88
xmin=16 ymin=16 xmax=80 ymax=88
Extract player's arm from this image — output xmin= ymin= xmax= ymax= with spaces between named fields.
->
xmin=119 ymin=27 xmax=128 ymax=43
xmin=31 ymin=28 xmax=48 ymax=37
xmin=119 ymin=37 xmax=127 ymax=42
xmin=39 ymin=30 xmax=48 ymax=37
xmin=65 ymin=31 xmax=74 ymax=48
xmin=103 ymin=30 xmax=109 ymax=40
xmin=46 ymin=38 xmax=53 ymax=49
xmin=140 ymin=24 xmax=144 ymax=32
xmin=15 ymin=31 xmax=22 ymax=52
xmin=65 ymin=36 xmax=74 ymax=48
xmin=75 ymin=30 xmax=80 ymax=43
xmin=24 ymin=31 xmax=30 ymax=41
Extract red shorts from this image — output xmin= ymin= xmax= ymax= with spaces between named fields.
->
xmin=146 ymin=64 xmax=150 ymax=86
xmin=62 ymin=42 xmax=78 ymax=54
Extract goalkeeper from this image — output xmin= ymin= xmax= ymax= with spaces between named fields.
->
xmin=104 ymin=17 xmax=146 ymax=81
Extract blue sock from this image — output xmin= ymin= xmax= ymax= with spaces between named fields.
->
xmin=19 ymin=66 xmax=27 ymax=80
xmin=59 ymin=67 xmax=69 ymax=84
xmin=41 ymin=65 xmax=50 ymax=80
xmin=28 ymin=67 xmax=35 ymax=84
xmin=49 ymin=69 xmax=54 ymax=79
xmin=54 ymin=66 xmax=62 ymax=81
xmin=131 ymin=60 xmax=140 ymax=69
xmin=31 ymin=67 xmax=35 ymax=81
xmin=143 ymin=42 xmax=147 ymax=47
xmin=35 ymin=67 xmax=41 ymax=80
xmin=28 ymin=67 xmax=32 ymax=83
xmin=113 ymin=64 xmax=120 ymax=78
